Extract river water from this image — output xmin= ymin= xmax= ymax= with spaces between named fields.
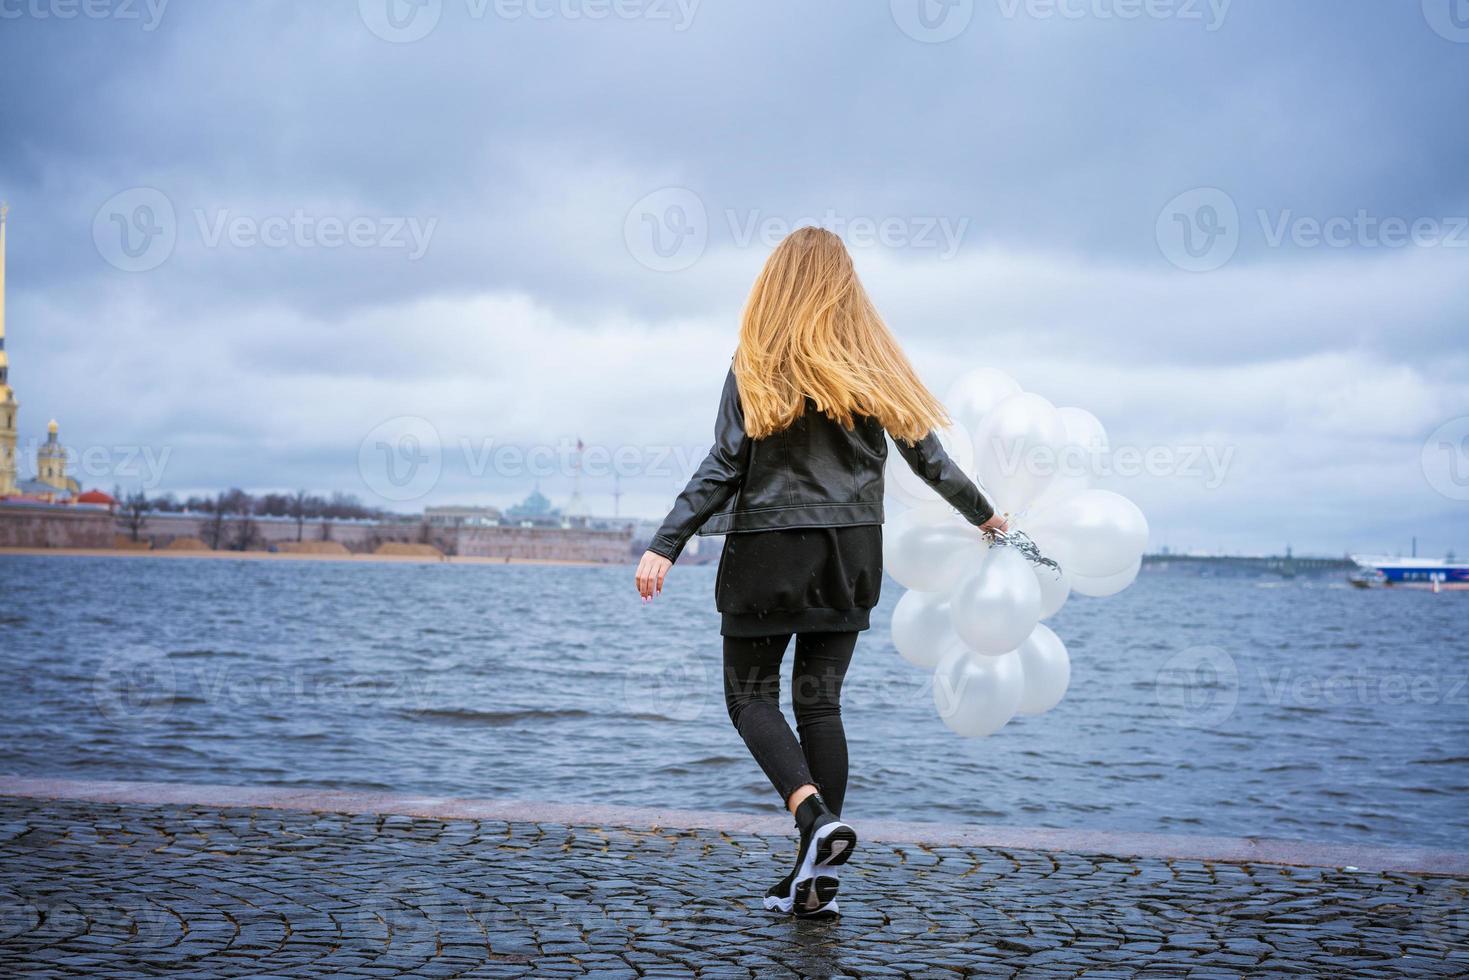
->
xmin=0 ymin=555 xmax=1464 ymax=848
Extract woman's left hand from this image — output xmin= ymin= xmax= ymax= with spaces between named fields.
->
xmin=635 ymin=550 xmax=673 ymax=600
xmin=980 ymin=513 xmax=1010 ymax=537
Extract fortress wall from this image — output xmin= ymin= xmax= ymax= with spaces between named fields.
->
xmin=132 ymin=513 xmax=429 ymax=552
xmin=0 ymin=505 xmax=114 ymax=548
xmin=450 ymin=525 xmax=633 ymax=563
xmin=127 ymin=513 xmax=635 ymax=562
xmin=1 ymin=508 xmax=634 ymax=562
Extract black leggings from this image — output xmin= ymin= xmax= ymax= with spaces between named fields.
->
xmin=723 ymin=632 xmax=857 ymax=816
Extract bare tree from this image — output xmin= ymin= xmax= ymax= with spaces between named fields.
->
xmin=230 ymin=494 xmax=259 ymax=551
xmin=218 ymin=487 xmax=252 ymax=515
xmin=118 ymin=491 xmax=152 ymax=543
xmin=204 ymin=493 xmax=230 ymax=550
xmin=290 ymin=489 xmax=309 ymax=541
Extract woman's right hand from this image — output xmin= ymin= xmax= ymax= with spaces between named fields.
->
xmin=635 ymin=550 xmax=672 ymax=600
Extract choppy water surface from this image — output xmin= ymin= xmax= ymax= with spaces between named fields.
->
xmin=1 ymin=555 xmax=1465 ymax=848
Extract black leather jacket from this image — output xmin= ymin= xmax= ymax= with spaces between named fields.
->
xmin=649 ymin=369 xmax=995 ymax=561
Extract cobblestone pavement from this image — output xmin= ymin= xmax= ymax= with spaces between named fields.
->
xmin=0 ymin=797 xmax=1466 ymax=978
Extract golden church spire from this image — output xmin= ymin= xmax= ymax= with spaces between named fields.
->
xmin=0 ymin=202 xmax=20 ymax=497
xmin=0 ymin=201 xmax=8 ymax=389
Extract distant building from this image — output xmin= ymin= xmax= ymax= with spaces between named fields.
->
xmin=76 ymin=489 xmax=115 ymax=509
xmin=34 ymin=420 xmax=78 ymax=495
xmin=505 ymin=485 xmax=562 ymax=526
xmin=426 ymin=505 xmax=503 ymax=528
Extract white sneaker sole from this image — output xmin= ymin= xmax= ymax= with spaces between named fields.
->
xmin=784 ymin=820 xmax=857 ymax=918
xmin=764 ymin=879 xmax=840 ymax=917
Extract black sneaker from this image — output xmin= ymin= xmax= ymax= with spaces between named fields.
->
xmin=781 ymin=795 xmax=858 ymax=918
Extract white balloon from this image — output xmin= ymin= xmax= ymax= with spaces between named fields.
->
xmin=944 ymin=368 xmax=1022 ymax=435
xmin=885 ymin=515 xmax=987 ymax=593
xmin=1033 ymin=406 xmax=1109 ymax=512
xmin=1033 ymin=562 xmax=1071 ymax=620
xmin=949 ymin=545 xmax=1042 ymax=655
xmin=1057 ymin=406 xmax=1108 ymax=455
xmin=1027 ymin=489 xmax=1148 ymax=579
xmin=972 ymin=392 xmax=1067 ymax=515
xmin=890 ymin=590 xmax=963 ymax=670
xmin=1071 ymin=557 xmax=1142 ymax=597
xmin=887 ymin=423 xmax=975 ymax=507
xmin=1015 ymin=623 xmax=1070 ymax=716
xmin=932 ymin=647 xmax=1024 ymax=737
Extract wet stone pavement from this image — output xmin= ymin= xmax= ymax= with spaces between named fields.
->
xmin=0 ymin=797 xmax=1466 ymax=978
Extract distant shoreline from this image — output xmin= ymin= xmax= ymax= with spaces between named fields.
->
xmin=0 ymin=547 xmax=622 ymax=568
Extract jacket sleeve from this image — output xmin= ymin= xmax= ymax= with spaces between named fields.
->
xmin=892 ymin=432 xmax=995 ymax=527
xmin=648 ymin=369 xmax=750 ymax=562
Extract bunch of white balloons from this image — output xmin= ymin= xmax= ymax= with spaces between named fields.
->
xmin=886 ymin=368 xmax=1148 ymax=737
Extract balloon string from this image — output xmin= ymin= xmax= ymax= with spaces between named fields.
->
xmin=988 ymin=528 xmax=1063 ymax=578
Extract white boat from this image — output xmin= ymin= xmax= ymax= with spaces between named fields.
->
xmin=1349 ymin=555 xmax=1469 ymax=592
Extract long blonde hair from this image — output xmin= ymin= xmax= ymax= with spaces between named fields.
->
xmin=733 ymin=226 xmax=948 ymax=442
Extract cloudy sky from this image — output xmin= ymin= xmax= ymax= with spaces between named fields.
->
xmin=0 ymin=0 xmax=1465 ymax=556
